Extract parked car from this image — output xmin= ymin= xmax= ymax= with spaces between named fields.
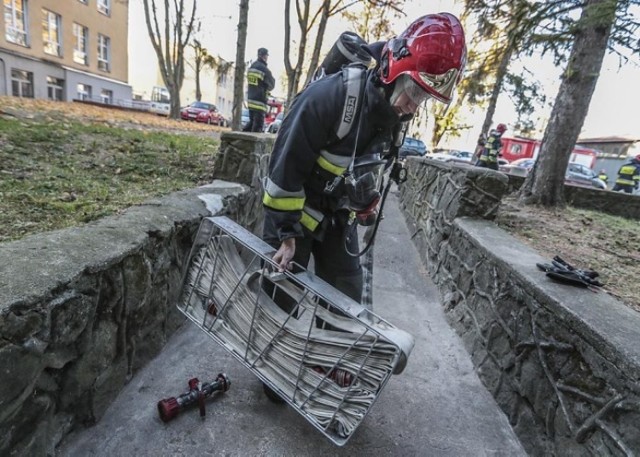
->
xmin=500 ymin=159 xmax=607 ymax=190
xmin=565 ymin=162 xmax=607 ymax=189
xmin=426 ymin=149 xmax=473 ymax=164
xmin=241 ymin=108 xmax=250 ymax=130
xmin=499 ymin=158 xmax=536 ymax=176
xmin=399 ymin=137 xmax=427 ymax=158
xmin=266 ymin=111 xmax=284 ymax=133
xmin=180 ymin=102 xmax=226 ymax=126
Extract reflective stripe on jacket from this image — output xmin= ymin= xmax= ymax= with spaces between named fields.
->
xmin=615 ymin=161 xmax=640 ymax=186
xmin=479 ymin=130 xmax=502 ymax=163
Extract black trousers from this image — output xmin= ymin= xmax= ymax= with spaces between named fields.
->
xmin=243 ymin=110 xmax=265 ymax=133
xmin=262 ymin=214 xmax=363 ymax=318
xmin=476 ymin=160 xmax=498 ymax=170
xmin=612 ymin=183 xmax=635 ymax=194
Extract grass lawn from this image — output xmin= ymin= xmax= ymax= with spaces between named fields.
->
xmin=0 ymin=116 xmax=218 ymax=243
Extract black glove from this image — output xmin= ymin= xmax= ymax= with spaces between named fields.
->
xmin=536 ymin=256 xmax=603 ymax=288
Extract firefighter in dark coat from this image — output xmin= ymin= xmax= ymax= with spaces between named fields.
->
xmin=244 ymin=48 xmax=275 ymax=132
xmin=612 ymin=155 xmax=640 ymax=194
xmin=476 ymin=123 xmax=507 ymax=170
xmin=262 ymin=13 xmax=467 ymax=290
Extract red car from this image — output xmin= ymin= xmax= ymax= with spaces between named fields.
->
xmin=180 ymin=101 xmax=226 ymax=126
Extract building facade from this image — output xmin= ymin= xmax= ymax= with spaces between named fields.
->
xmin=0 ymin=0 xmax=131 ymax=103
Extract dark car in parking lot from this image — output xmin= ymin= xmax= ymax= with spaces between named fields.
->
xmin=399 ymin=137 xmax=427 ymax=159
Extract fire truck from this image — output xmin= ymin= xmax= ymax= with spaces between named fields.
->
xmin=264 ymin=97 xmax=285 ymax=128
xmin=501 ymin=137 xmax=598 ymax=169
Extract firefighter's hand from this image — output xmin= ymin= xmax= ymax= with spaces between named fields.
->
xmin=273 ymin=238 xmax=296 ymax=272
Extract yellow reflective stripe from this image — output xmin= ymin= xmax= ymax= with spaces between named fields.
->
xmin=263 ymin=177 xmax=305 ymax=199
xmin=619 ymin=165 xmax=636 ymax=175
xmin=247 ymin=101 xmax=267 ymax=112
xmin=247 ymin=68 xmax=265 ymax=78
xmin=300 ymin=212 xmax=320 ymax=231
xmin=616 ymin=178 xmax=635 ymax=185
xmin=263 ymin=193 xmax=305 ymax=211
xmin=300 ymin=206 xmax=324 ymax=232
xmin=317 ymin=156 xmax=346 ymax=176
xmin=319 ymin=149 xmax=353 ymax=168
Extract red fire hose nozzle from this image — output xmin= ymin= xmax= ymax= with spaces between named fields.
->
xmin=157 ymin=373 xmax=231 ymax=422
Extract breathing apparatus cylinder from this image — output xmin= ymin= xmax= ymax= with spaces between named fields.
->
xmin=313 ymin=32 xmax=372 ymax=80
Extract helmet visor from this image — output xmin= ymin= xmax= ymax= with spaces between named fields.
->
xmin=398 ymin=74 xmax=432 ymax=106
xmin=418 ymin=67 xmax=460 ymax=103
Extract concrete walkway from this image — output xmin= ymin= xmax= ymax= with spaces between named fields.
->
xmin=57 ymin=190 xmax=526 ymax=456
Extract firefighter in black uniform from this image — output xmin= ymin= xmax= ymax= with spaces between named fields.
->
xmin=262 ymin=13 xmax=466 ymax=295
xmin=476 ymin=123 xmax=507 ymax=170
xmin=612 ymin=154 xmax=640 ymax=194
xmin=244 ymin=48 xmax=275 ymax=132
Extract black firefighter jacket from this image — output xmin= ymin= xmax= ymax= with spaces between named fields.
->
xmin=246 ymin=58 xmax=275 ymax=112
xmin=262 ymin=69 xmax=401 ymax=242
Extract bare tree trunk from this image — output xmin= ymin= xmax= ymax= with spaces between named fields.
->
xmin=302 ymin=0 xmax=331 ymax=88
xmin=231 ymin=0 xmax=249 ymax=131
xmin=195 ymin=60 xmax=202 ymax=101
xmin=284 ymin=0 xmax=311 ymax=104
xmin=480 ymin=45 xmax=513 ymax=136
xmin=520 ymin=0 xmax=617 ymax=207
xmin=142 ymin=0 xmax=197 ymax=119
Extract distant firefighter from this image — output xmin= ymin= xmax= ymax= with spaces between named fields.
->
xmin=476 ymin=123 xmax=507 ymax=170
xmin=612 ymin=155 xmax=640 ymax=194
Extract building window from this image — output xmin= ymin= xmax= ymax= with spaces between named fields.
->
xmin=97 ymin=34 xmax=110 ymax=72
xmin=510 ymin=144 xmax=522 ymax=155
xmin=11 ymin=68 xmax=33 ymax=97
xmin=97 ymin=0 xmax=110 ymax=15
xmin=73 ymin=23 xmax=88 ymax=65
xmin=77 ymin=83 xmax=91 ymax=101
xmin=47 ymin=76 xmax=64 ymax=101
xmin=100 ymin=89 xmax=113 ymax=104
xmin=4 ymin=0 xmax=28 ymax=46
xmin=42 ymin=9 xmax=61 ymax=56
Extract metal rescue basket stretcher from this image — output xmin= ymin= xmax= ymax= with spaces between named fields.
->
xmin=177 ymin=216 xmax=415 ymax=445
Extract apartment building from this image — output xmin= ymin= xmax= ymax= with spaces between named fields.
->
xmin=0 ymin=0 xmax=131 ymax=103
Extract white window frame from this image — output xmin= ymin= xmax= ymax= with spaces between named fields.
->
xmin=97 ymin=34 xmax=110 ymax=72
xmin=77 ymin=83 xmax=92 ymax=101
xmin=4 ymin=0 xmax=29 ymax=46
xmin=46 ymin=76 xmax=64 ymax=101
xmin=97 ymin=0 xmax=110 ymax=15
xmin=73 ymin=23 xmax=88 ymax=65
xmin=11 ymin=68 xmax=33 ymax=98
xmin=42 ymin=9 xmax=62 ymax=56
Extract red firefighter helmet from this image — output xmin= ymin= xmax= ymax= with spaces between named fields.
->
xmin=379 ymin=13 xmax=467 ymax=104
xmin=496 ymin=123 xmax=507 ymax=133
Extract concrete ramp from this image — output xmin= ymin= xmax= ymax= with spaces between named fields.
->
xmin=57 ymin=190 xmax=525 ymax=456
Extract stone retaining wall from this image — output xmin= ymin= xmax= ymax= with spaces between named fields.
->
xmin=0 ymin=132 xmax=273 ymax=456
xmin=399 ymin=157 xmax=640 ymax=456
xmin=505 ymin=174 xmax=640 ymax=220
